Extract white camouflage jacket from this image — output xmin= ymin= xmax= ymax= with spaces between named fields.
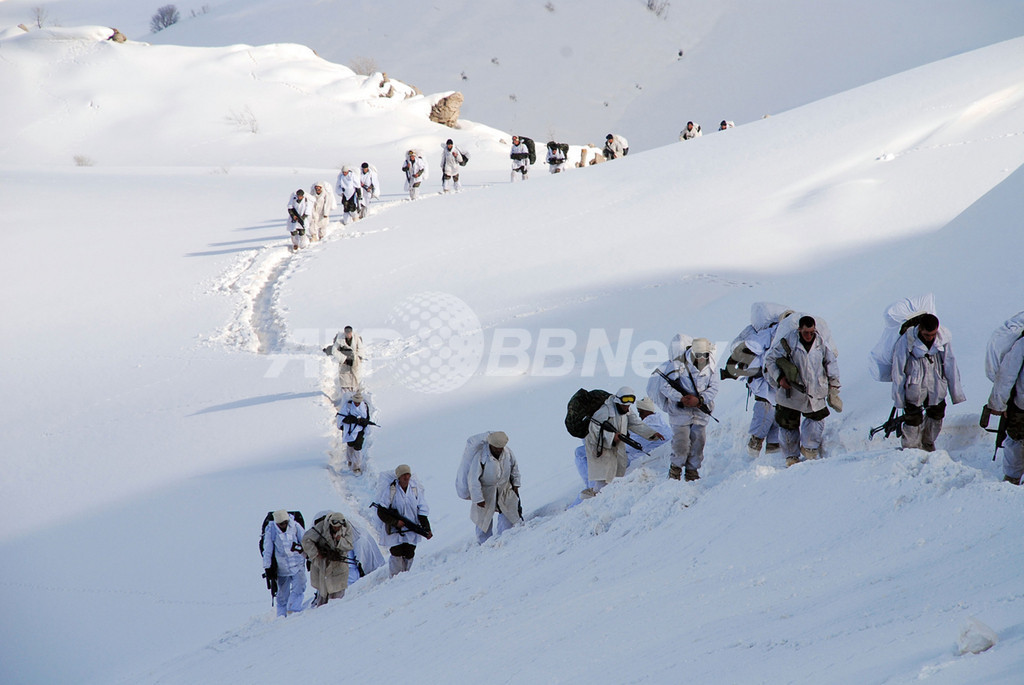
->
xmin=891 ymin=326 xmax=966 ymax=409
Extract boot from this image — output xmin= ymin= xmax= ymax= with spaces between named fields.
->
xmin=684 ymin=468 xmax=700 ymax=482
xmin=785 ymin=456 xmax=800 ymax=467
xmin=765 ymin=442 xmax=781 ymax=454
xmin=747 ymin=435 xmax=764 ymax=458
xmin=668 ymin=465 xmax=682 ymax=480
xmin=1004 ymin=475 xmax=1022 ymax=486
xmin=800 ymin=446 xmax=820 ymax=461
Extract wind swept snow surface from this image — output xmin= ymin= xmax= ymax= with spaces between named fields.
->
xmin=1 ymin=4 xmax=1024 ymax=685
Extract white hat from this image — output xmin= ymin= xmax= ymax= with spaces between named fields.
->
xmin=615 ymin=386 xmax=637 ymax=404
xmin=691 ymin=338 xmax=712 ymax=355
xmin=341 ymin=165 xmax=352 ymax=173
xmin=395 ymin=464 xmax=411 ymax=477
xmin=352 ymin=390 xmax=363 ymax=403
xmin=272 ymin=510 xmax=289 ymax=525
xmin=487 ymin=431 xmax=509 ymax=448
xmin=636 ymin=397 xmax=657 ymax=413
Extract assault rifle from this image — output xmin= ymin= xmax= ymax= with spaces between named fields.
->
xmin=775 ymin=339 xmax=807 ymax=396
xmin=591 ymin=417 xmax=651 ymax=456
xmin=337 ymin=413 xmax=379 ymax=429
xmin=288 ymin=207 xmax=305 ymax=228
xmin=370 ymin=502 xmax=432 ymax=539
xmin=979 ymin=405 xmax=1007 ymax=462
xmin=869 ymin=407 xmax=905 ymax=440
xmin=655 ymin=367 xmax=719 ymax=423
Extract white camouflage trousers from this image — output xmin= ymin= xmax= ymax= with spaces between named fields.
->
xmin=1003 ymin=437 xmax=1024 ymax=481
xmin=779 ymin=418 xmax=825 ymax=457
xmin=749 ymin=399 xmax=779 ymax=443
xmin=901 ymin=417 xmax=942 ymax=451
xmin=669 ymin=423 xmax=707 ymax=471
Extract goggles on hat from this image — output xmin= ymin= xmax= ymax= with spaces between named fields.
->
xmin=617 ymin=394 xmax=636 ymax=404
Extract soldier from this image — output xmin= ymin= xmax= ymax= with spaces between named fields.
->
xmin=440 ymin=138 xmax=467 ymax=192
xmin=286 ymin=188 xmax=309 ymax=252
xmin=402 ymin=149 xmax=427 ymax=199
xmin=261 ymin=510 xmax=307 ymax=617
xmin=324 ymin=326 xmax=363 ymax=393
xmin=679 ymin=121 xmax=702 ymax=140
xmin=583 ymin=387 xmax=663 ymax=497
xmin=335 ymin=166 xmax=362 ymax=224
xmin=302 ymin=512 xmax=355 ymax=606
xmin=375 ymin=464 xmax=432 ymax=576
xmin=510 ymin=135 xmax=530 ymax=181
xmin=765 ymin=316 xmax=841 ymax=466
xmin=307 ymin=181 xmax=336 ymax=241
xmin=891 ymin=313 xmax=965 ymax=451
xmin=466 ymin=431 xmax=522 ymax=543
xmin=358 ymin=162 xmax=380 ymax=218
xmin=337 ymin=390 xmax=373 ymax=474
xmin=985 ymin=317 xmax=1024 ymax=485
xmin=650 ymin=336 xmax=719 ymax=481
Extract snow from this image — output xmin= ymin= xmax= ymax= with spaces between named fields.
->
xmin=1 ymin=3 xmax=1024 ymax=684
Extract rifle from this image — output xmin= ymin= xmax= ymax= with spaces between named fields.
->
xmin=775 ymin=339 xmax=807 ymax=396
xmin=288 ymin=207 xmax=305 ymax=228
xmin=337 ymin=413 xmax=379 ymax=429
xmin=370 ymin=502 xmax=432 ymax=539
xmin=979 ymin=405 xmax=1007 ymax=461
xmin=262 ymin=557 xmax=278 ymax=605
xmin=306 ymin=525 xmax=359 ymax=565
xmin=591 ymin=417 xmax=651 ymax=456
xmin=655 ymin=367 xmax=719 ymax=423
xmin=869 ymin=407 xmax=905 ymax=440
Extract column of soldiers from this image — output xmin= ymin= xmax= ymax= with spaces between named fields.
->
xmin=264 ymin=304 xmax=1024 ymax=617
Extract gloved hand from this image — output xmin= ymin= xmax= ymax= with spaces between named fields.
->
xmin=321 ymin=547 xmax=345 ymax=562
xmin=827 ymin=387 xmax=843 ymax=412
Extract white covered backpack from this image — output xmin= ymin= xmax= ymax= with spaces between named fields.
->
xmin=985 ymin=311 xmax=1024 ymax=382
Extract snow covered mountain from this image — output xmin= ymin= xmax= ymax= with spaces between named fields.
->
xmin=1 ymin=2 xmax=1023 ymax=684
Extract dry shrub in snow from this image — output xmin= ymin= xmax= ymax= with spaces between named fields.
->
xmin=150 ymin=5 xmax=180 ymax=33
xmin=349 ymin=56 xmax=379 ymax=76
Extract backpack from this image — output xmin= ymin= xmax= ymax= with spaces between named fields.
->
xmin=458 ymin=150 xmax=469 ymax=167
xmin=985 ymin=311 xmax=1024 ymax=382
xmin=260 ymin=510 xmax=305 ymax=555
xmin=519 ymin=136 xmax=536 ymax=164
xmin=456 ymin=432 xmax=490 ymax=500
xmin=565 ymin=388 xmax=611 ymax=438
xmin=868 ymin=295 xmax=935 ymax=382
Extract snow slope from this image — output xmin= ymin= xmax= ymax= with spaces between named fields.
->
xmin=147 ymin=0 xmax=1024 ymax=151
xmin=1 ymin=4 xmax=1023 ymax=685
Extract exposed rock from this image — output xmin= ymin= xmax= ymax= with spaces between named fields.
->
xmin=429 ymin=92 xmax=463 ymax=128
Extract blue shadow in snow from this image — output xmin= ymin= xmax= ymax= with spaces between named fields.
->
xmin=189 ymin=391 xmax=325 ymax=416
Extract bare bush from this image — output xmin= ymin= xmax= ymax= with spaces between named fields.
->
xmin=31 ymin=6 xmax=48 ymax=28
xmin=150 ymin=5 xmax=180 ymax=33
xmin=73 ymin=155 xmax=95 ymax=167
xmin=349 ymin=56 xmax=379 ymax=76
xmin=225 ymin=106 xmax=259 ymax=134
xmin=645 ymin=0 xmax=670 ymax=19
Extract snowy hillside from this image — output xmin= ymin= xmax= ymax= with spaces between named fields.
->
xmin=1 ymin=3 xmax=1024 ymax=684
